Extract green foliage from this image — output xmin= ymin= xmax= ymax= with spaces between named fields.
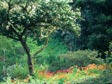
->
xmin=71 ymin=0 xmax=112 ymax=58
xmin=0 ymin=36 xmax=15 ymax=57
xmin=0 ymin=0 xmax=80 ymax=44
xmin=58 ymin=78 xmax=65 ymax=84
xmin=74 ymin=69 xmax=112 ymax=84
xmin=1 ymin=76 xmax=57 ymax=84
xmin=46 ymin=50 xmax=104 ymax=72
xmin=109 ymin=41 xmax=112 ymax=51
xmin=6 ymin=64 xmax=29 ymax=79
xmin=0 ymin=36 xmax=68 ymax=79
xmin=1 ymin=67 xmax=111 ymax=84
xmin=0 ymin=36 xmax=25 ymax=58
xmin=0 ymin=0 xmax=81 ymax=75
xmin=35 ymin=38 xmax=68 ymax=65
xmin=39 ymin=38 xmax=68 ymax=57
xmin=0 ymin=36 xmax=25 ymax=78
xmin=105 ymin=42 xmax=112 ymax=64
xmin=0 ymin=0 xmax=112 ymax=84
xmin=59 ymin=50 xmax=103 ymax=67
xmin=105 ymin=55 xmax=112 ymax=64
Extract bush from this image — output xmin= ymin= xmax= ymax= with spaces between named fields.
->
xmin=6 ymin=64 xmax=29 ymax=79
xmin=106 ymin=53 xmax=112 ymax=64
xmin=60 ymin=50 xmax=103 ymax=67
xmin=105 ymin=41 xmax=112 ymax=64
xmin=48 ymin=50 xmax=104 ymax=72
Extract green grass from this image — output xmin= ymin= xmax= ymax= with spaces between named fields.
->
xmin=1 ymin=67 xmax=112 ymax=84
xmin=0 ymin=35 xmax=112 ymax=84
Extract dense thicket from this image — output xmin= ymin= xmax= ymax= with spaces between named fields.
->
xmin=66 ymin=0 xmax=112 ymax=58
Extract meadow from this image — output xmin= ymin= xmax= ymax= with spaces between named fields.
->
xmin=0 ymin=36 xmax=112 ymax=84
xmin=0 ymin=0 xmax=112 ymax=84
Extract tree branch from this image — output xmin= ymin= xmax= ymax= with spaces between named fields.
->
xmin=5 ymin=0 xmax=20 ymax=38
xmin=9 ymin=23 xmax=20 ymax=37
xmin=7 ymin=35 xmax=19 ymax=41
xmin=32 ymin=27 xmax=57 ymax=57
xmin=32 ymin=36 xmax=49 ymax=57
xmin=6 ymin=0 xmax=12 ymax=21
xmin=20 ymin=28 xmax=27 ymax=37
xmin=20 ymin=0 xmax=31 ymax=14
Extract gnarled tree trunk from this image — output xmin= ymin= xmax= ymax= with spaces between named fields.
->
xmin=20 ymin=38 xmax=33 ymax=75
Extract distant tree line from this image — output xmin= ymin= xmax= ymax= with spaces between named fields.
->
xmin=57 ymin=0 xmax=112 ymax=59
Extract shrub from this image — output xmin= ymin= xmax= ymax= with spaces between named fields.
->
xmin=106 ymin=41 xmax=112 ymax=64
xmin=0 ymin=36 xmax=26 ymax=79
xmin=106 ymin=55 xmax=112 ymax=64
xmin=47 ymin=50 xmax=104 ymax=72
xmin=6 ymin=64 xmax=29 ymax=79
xmin=59 ymin=50 xmax=103 ymax=67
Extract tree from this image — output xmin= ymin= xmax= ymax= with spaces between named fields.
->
xmin=0 ymin=0 xmax=80 ymax=75
xmin=71 ymin=0 xmax=112 ymax=58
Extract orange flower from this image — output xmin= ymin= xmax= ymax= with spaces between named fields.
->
xmin=11 ymin=79 xmax=17 ymax=84
xmin=57 ymin=73 xmax=66 ymax=79
xmin=97 ymin=65 xmax=106 ymax=70
xmin=23 ymin=76 xmax=30 ymax=83
xmin=87 ymin=64 xmax=97 ymax=70
xmin=66 ymin=82 xmax=71 ymax=84
xmin=44 ymin=71 xmax=54 ymax=79
xmin=23 ymin=79 xmax=29 ymax=83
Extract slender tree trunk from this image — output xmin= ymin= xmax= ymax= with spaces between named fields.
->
xmin=20 ymin=39 xmax=33 ymax=75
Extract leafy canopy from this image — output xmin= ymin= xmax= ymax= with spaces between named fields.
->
xmin=0 ymin=0 xmax=81 ymax=42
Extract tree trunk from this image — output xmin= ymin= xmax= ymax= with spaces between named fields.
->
xmin=20 ymin=39 xmax=33 ymax=75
